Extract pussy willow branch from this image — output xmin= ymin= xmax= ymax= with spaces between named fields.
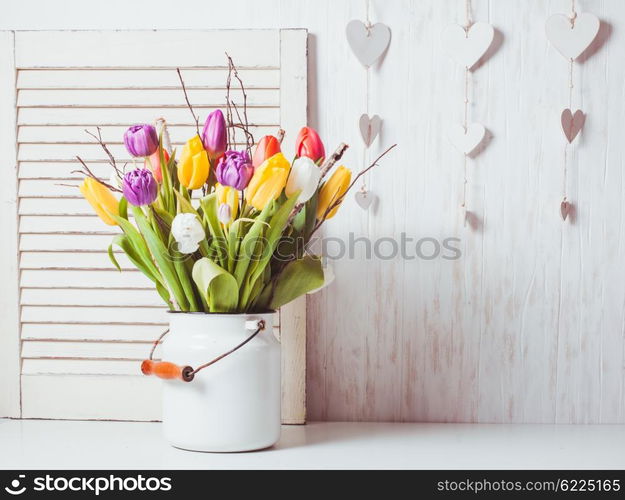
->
xmin=155 ymin=117 xmax=173 ymax=154
xmin=309 ymin=143 xmax=397 ymax=237
xmin=319 ymin=142 xmax=349 ymax=179
xmin=176 ymin=68 xmax=200 ymax=137
xmin=277 ymin=128 xmax=285 ymax=144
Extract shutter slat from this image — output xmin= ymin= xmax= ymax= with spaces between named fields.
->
xmin=18 ymin=125 xmax=275 ymax=144
xmin=18 ymin=106 xmax=280 ymax=125
xmin=21 ymin=288 xmax=162 ymax=307
xmin=22 ymin=340 xmax=158 ymax=360
xmin=20 ymin=216 xmax=122 ymax=233
xmin=21 ymin=270 xmax=153 ymax=288
xmin=17 ymin=88 xmax=279 ymax=107
xmin=22 ymin=359 xmax=143 ymax=375
xmin=22 ymin=323 xmax=168 ymax=341
xmin=21 ymin=305 xmax=167 ymax=325
xmin=17 ymin=68 xmax=280 ymax=89
xmin=21 ymin=251 xmax=130 ymax=270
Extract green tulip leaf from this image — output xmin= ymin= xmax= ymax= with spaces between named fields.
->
xmin=192 ymin=257 xmax=239 ymax=313
xmin=241 ymin=191 xmax=301 ymax=308
xmin=132 ymin=206 xmax=190 ymax=311
xmin=118 ymin=196 xmax=128 ymax=221
xmin=199 ymin=193 xmax=228 ymax=268
xmin=108 ymin=242 xmax=121 ymax=272
xmin=110 ymin=233 xmax=172 ymax=309
xmin=269 ymin=255 xmax=324 ymax=310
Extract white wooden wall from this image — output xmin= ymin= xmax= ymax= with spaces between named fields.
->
xmin=3 ymin=0 xmax=625 ymax=423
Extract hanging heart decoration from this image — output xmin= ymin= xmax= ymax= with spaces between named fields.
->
xmin=355 ymin=189 xmax=375 ymax=211
xmin=545 ymin=13 xmax=600 ymax=61
xmin=560 ymin=200 xmax=572 ymax=221
xmin=561 ymin=108 xmax=585 ymax=143
xmin=448 ymin=123 xmax=486 ymax=155
xmin=359 ymin=114 xmax=382 ymax=147
xmin=442 ymin=22 xmax=494 ymax=69
xmin=346 ymin=20 xmax=391 ymax=67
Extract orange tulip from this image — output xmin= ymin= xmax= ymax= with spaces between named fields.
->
xmin=145 ymin=148 xmax=169 ymax=183
xmin=252 ymin=135 xmax=281 ymax=168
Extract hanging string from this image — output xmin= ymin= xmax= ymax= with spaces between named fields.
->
xmin=361 ymin=0 xmax=372 ymax=195
xmin=563 ymin=1 xmax=576 ymax=206
xmin=461 ymin=0 xmax=472 ymax=222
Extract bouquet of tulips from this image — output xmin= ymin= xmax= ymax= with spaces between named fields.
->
xmin=77 ymin=68 xmax=391 ymax=313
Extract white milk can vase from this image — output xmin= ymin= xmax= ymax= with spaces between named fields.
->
xmin=159 ymin=311 xmax=281 ymax=452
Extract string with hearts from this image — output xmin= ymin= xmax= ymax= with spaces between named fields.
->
xmin=346 ymin=0 xmax=390 ymax=211
xmin=442 ymin=0 xmax=495 ymax=226
xmin=546 ymin=0 xmax=599 ymax=221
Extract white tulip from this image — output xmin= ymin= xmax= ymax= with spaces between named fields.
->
xmin=171 ymin=213 xmax=205 ymax=254
xmin=285 ymin=157 xmax=322 ymax=203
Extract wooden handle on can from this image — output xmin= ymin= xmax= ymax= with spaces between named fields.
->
xmin=141 ymin=360 xmax=194 ymax=382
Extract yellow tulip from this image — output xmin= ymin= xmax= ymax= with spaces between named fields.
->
xmin=316 ymin=165 xmax=351 ymax=220
xmin=177 ymin=135 xmax=209 ymax=189
xmin=216 ymin=183 xmax=239 ymax=224
xmin=79 ymin=177 xmax=119 ymax=226
xmin=245 ymin=152 xmax=291 ymax=210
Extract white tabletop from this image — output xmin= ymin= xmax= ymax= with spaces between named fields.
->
xmin=1 ymin=419 xmax=623 ymax=469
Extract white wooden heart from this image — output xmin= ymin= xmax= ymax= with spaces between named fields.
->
xmin=359 ymin=114 xmax=382 ymax=147
xmin=448 ymin=123 xmax=486 ymax=155
xmin=355 ymin=189 xmax=375 ymax=210
xmin=561 ymin=108 xmax=585 ymax=143
xmin=346 ymin=20 xmax=391 ymax=67
xmin=442 ymin=22 xmax=494 ymax=69
xmin=546 ymin=13 xmax=600 ymax=61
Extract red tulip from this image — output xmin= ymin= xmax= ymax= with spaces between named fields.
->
xmin=252 ymin=135 xmax=281 ymax=168
xmin=144 ymin=148 xmax=169 ymax=183
xmin=295 ymin=126 xmax=325 ymax=163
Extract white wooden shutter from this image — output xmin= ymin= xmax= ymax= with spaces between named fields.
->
xmin=0 ymin=29 xmax=307 ymax=423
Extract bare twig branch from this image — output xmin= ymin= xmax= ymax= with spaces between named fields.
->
xmin=225 ymin=52 xmax=252 ymax=153
xmin=230 ymin=99 xmax=255 ymax=148
xmin=75 ymin=156 xmax=122 ymax=192
xmin=225 ymin=59 xmax=235 ymax=148
xmin=84 ymin=127 xmax=124 ymax=180
xmin=176 ymin=68 xmax=200 ymax=136
xmin=309 ymin=143 xmax=397 ymax=237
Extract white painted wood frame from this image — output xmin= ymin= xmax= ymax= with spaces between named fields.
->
xmin=0 ymin=29 xmax=308 ymax=423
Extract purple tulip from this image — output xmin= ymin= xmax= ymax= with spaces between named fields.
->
xmin=202 ymin=110 xmax=227 ymax=161
xmin=215 ymin=150 xmax=254 ymax=190
xmin=122 ymin=169 xmax=158 ymax=206
xmin=123 ymin=124 xmax=159 ymax=157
